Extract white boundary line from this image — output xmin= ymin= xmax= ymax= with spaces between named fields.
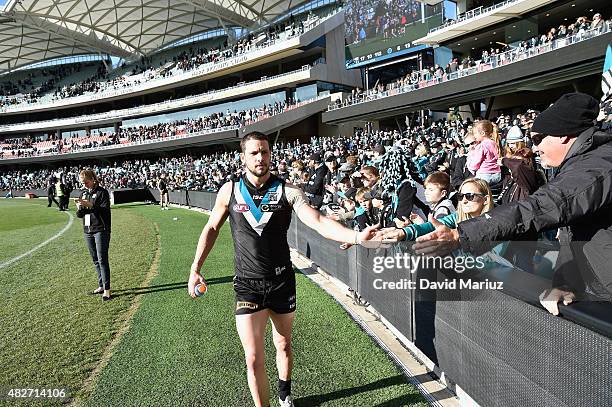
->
xmin=0 ymin=210 xmax=74 ymax=270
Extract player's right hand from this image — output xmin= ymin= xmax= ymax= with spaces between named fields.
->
xmin=376 ymin=227 xmax=406 ymax=242
xmin=188 ymin=271 xmax=205 ymax=298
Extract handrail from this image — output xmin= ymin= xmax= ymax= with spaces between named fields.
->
xmin=328 ymin=25 xmax=610 ymax=112
xmin=0 ymin=65 xmax=314 ymax=132
xmin=0 ymin=95 xmax=328 ymax=161
xmin=429 ymin=0 xmax=522 ymax=34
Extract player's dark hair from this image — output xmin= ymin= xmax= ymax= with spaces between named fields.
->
xmin=240 ymin=132 xmax=270 ymax=152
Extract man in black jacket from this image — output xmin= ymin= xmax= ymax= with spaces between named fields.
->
xmin=47 ymin=176 xmax=59 ymax=208
xmin=303 ymin=152 xmax=328 ymax=209
xmin=424 ymin=142 xmax=447 ymax=174
xmin=384 ymin=93 xmax=612 ymax=315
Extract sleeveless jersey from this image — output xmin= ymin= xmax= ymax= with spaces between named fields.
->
xmin=228 ymin=174 xmax=293 ymax=279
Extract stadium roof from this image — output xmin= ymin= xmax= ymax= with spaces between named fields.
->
xmin=0 ymin=0 xmax=311 ymax=73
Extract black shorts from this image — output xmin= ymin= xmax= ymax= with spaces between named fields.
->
xmin=233 ymin=271 xmax=296 ymax=315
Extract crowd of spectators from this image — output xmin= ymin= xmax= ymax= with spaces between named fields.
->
xmin=0 ymin=106 xmax=554 ymax=283
xmin=0 ymin=108 xmax=546 ymax=208
xmin=482 ymin=12 xmax=610 ymax=62
xmin=334 ymin=12 xmax=611 ymax=109
xmin=0 ymin=100 xmax=293 ymax=158
xmin=0 ymin=62 xmax=104 ymax=108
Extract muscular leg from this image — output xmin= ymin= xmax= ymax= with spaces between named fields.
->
xmin=236 ymin=310 xmax=271 ymax=407
xmin=270 ymin=311 xmax=294 ymax=381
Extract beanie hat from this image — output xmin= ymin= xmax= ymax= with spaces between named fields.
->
xmin=505 ymin=126 xmax=524 ymax=143
xmin=531 ymin=93 xmax=598 ymax=136
xmin=309 ymin=152 xmax=321 ymax=162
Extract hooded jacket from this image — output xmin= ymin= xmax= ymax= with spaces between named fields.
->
xmin=457 ymin=127 xmax=612 ymax=298
xmin=497 ymin=157 xmax=540 ymax=204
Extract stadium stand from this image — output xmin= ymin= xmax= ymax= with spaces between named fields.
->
xmin=0 ymin=0 xmax=610 ymax=405
xmin=0 ymin=6 xmax=344 ymax=114
xmin=329 ymin=11 xmax=612 ymax=111
xmin=0 ymin=95 xmax=331 ymax=160
xmin=0 ymin=65 xmax=320 ymax=134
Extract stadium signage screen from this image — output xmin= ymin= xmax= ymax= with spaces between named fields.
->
xmin=344 ymin=0 xmax=443 ymax=68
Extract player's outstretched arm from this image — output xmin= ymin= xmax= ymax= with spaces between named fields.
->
xmin=188 ymin=181 xmax=231 ymax=298
xmin=287 ymin=184 xmax=378 ymax=245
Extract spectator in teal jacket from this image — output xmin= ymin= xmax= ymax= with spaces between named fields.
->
xmin=412 ymin=143 xmax=430 ymax=181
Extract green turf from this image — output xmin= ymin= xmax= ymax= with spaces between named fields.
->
xmin=0 ymin=200 xmax=427 ymax=406
xmin=0 ymin=201 xmax=68 ymax=263
xmin=0 ymin=199 xmax=157 ymax=407
xmin=82 ymin=205 xmax=427 ymax=407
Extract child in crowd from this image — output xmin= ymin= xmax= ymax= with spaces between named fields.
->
xmin=354 ymin=187 xmax=376 ymax=231
xmin=423 ymin=171 xmax=455 ymax=220
xmin=467 ymin=120 xmax=501 ymax=184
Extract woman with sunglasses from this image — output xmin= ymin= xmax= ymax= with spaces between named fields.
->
xmin=380 ymin=178 xmax=492 ymax=242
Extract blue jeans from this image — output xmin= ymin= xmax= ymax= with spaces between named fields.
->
xmin=85 ymin=231 xmax=111 ymax=290
xmin=476 ymin=172 xmax=502 ymax=185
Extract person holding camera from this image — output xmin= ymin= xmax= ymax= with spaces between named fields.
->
xmin=75 ymin=168 xmax=112 ymax=301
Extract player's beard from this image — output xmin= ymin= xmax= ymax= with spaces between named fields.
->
xmin=247 ymin=162 xmax=269 ymax=177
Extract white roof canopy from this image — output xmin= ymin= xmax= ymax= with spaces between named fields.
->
xmin=0 ymin=0 xmax=309 ymax=73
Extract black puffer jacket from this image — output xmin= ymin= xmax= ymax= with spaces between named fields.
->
xmin=304 ymin=164 xmax=329 ymax=208
xmin=457 ymin=127 xmax=612 ymax=298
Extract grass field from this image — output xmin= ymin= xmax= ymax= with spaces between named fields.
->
xmin=0 ymin=199 xmax=427 ymax=407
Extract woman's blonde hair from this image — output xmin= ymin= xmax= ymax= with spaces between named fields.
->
xmin=79 ymin=168 xmax=99 ymax=184
xmin=291 ymin=160 xmax=304 ymax=170
xmin=456 ymin=178 xmax=493 ymax=222
xmin=416 ymin=143 xmax=429 ymax=157
xmin=504 ymin=141 xmax=527 ymax=157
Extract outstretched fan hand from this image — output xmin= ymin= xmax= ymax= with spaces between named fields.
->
xmin=413 ymin=217 xmax=460 ymax=256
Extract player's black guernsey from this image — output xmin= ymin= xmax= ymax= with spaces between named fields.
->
xmin=228 ymin=174 xmax=293 ymax=279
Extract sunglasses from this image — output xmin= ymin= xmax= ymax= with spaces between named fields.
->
xmin=458 ymin=192 xmax=485 ymax=201
xmin=531 ymin=133 xmax=547 ymax=146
